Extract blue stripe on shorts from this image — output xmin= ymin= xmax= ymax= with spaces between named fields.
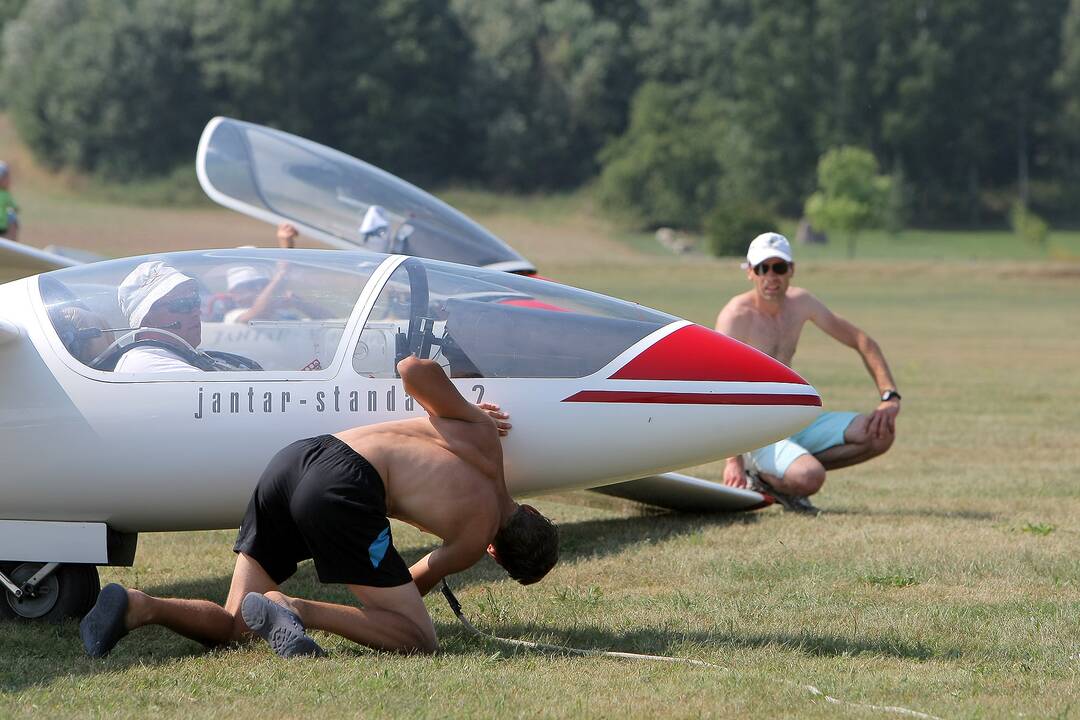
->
xmin=368 ymin=526 xmax=390 ymax=568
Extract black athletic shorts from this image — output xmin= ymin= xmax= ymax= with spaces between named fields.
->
xmin=234 ymin=435 xmax=412 ymax=588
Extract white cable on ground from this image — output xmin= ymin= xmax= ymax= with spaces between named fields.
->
xmin=441 ymin=581 xmax=943 ymax=720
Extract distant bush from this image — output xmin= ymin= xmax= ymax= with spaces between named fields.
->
xmin=703 ymin=203 xmax=776 ymax=257
xmin=1010 ymin=201 xmax=1049 ymax=248
xmin=597 ymin=82 xmax=760 ymax=231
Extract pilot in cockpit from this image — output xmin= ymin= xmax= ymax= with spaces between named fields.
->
xmin=217 ymin=224 xmax=331 ymax=324
xmin=113 ymin=261 xmax=203 ymax=373
xmin=56 ymin=306 xmax=114 ymax=366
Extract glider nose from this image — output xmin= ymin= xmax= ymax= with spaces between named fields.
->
xmin=611 ymin=323 xmax=819 ymax=394
xmin=586 ymin=323 xmax=823 ymax=466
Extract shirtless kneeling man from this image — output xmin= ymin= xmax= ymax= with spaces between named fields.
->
xmin=715 ymin=232 xmax=901 ymax=515
xmin=80 ymin=356 xmax=560 ymax=658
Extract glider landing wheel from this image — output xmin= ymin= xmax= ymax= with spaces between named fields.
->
xmin=0 ymin=563 xmax=100 ymax=622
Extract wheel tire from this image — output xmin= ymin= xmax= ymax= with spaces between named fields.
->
xmin=0 ymin=563 xmax=101 ymax=622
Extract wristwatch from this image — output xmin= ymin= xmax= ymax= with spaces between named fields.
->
xmin=880 ymin=389 xmax=901 ymax=402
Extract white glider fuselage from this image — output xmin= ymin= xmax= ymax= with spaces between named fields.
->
xmin=0 ymin=251 xmax=821 ymax=533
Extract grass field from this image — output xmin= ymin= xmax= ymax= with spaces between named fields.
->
xmin=1 ymin=120 xmax=1079 ymax=718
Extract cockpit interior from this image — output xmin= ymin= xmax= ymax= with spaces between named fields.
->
xmin=38 ymin=250 xmax=675 ymax=380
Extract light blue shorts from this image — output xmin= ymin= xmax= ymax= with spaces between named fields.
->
xmin=745 ymin=411 xmax=859 ymax=479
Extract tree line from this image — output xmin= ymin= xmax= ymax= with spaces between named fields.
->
xmin=4 ymin=0 xmax=1080 ymax=233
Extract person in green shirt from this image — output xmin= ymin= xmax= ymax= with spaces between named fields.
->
xmin=0 ymin=161 xmax=19 ymax=242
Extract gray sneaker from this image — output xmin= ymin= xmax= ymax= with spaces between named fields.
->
xmin=745 ymin=470 xmax=821 ymax=516
xmin=743 ymin=469 xmax=770 ymax=494
xmin=241 ymin=592 xmax=326 ymax=659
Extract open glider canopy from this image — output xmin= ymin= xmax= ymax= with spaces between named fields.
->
xmin=197 ymin=117 xmax=535 ymax=274
xmin=37 ymin=249 xmax=674 ymax=378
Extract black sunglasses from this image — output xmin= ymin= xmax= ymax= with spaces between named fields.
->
xmin=161 ymin=295 xmax=201 ymax=314
xmin=753 ymin=260 xmax=790 ymax=276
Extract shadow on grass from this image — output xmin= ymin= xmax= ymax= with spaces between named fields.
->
xmin=0 ymin=511 xmax=769 ymax=691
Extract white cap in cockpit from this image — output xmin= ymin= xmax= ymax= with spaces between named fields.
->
xmin=226 ymin=265 xmax=270 ymax=291
xmin=118 ymin=261 xmax=195 ymax=328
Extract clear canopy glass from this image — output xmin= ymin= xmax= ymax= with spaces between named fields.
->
xmin=38 ymin=249 xmax=381 ymax=373
xmin=198 ymin=117 xmax=534 ymax=272
xmin=354 ymin=257 xmax=675 ymax=379
xmin=38 ymin=249 xmax=675 ymax=379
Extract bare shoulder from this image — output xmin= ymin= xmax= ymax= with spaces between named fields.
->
xmin=722 ymin=290 xmax=756 ymax=313
xmin=715 ymin=291 xmax=755 ymax=328
xmin=786 ymin=286 xmax=827 ymax=317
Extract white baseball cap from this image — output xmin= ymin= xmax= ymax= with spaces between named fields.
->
xmin=118 ymin=261 xmax=196 ymax=328
xmin=226 ymin=265 xmax=269 ymax=291
xmin=743 ymin=232 xmax=793 ymax=269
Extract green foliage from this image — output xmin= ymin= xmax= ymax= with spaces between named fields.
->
xmin=731 ymin=0 xmax=820 ymax=214
xmin=192 ymin=0 xmax=471 ymax=186
xmin=452 ymin=0 xmax=634 ymax=189
xmin=630 ymin=0 xmax=749 ymax=96
xmin=3 ymin=0 xmax=208 ymax=179
xmin=0 ymin=0 xmax=27 ymax=23
xmin=805 ymin=146 xmax=891 ymax=257
xmin=0 ymin=0 xmax=28 ymax=103
xmin=2 ymin=0 xmax=1080 ymax=220
xmin=703 ymin=202 xmax=776 ymax=257
xmin=596 ymin=82 xmax=760 ymax=230
xmin=1021 ymin=522 xmax=1055 ymax=536
xmin=1010 ymin=202 xmax=1050 ymax=248
xmin=1055 ymin=0 xmax=1080 ymax=141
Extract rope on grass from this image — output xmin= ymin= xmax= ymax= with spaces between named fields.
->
xmin=441 ymin=581 xmax=943 ymax=720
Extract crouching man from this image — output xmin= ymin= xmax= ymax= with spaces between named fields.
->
xmin=80 ymin=356 xmax=559 ymax=658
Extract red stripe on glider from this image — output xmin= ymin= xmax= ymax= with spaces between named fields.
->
xmin=562 ymin=391 xmax=822 ymax=406
xmin=610 ymin=324 xmax=809 ymax=385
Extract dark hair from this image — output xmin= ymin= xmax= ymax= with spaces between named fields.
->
xmin=492 ymin=505 xmax=559 ymax=585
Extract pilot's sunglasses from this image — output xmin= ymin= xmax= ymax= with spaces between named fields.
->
xmin=753 ymin=260 xmax=790 ymax=276
xmin=162 ymin=295 xmax=201 ymax=314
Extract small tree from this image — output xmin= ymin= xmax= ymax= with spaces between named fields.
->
xmin=804 ymin=147 xmax=891 ymax=258
xmin=1010 ymin=200 xmax=1049 ymax=251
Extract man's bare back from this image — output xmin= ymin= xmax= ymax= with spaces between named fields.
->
xmin=334 ymin=412 xmax=507 ymax=554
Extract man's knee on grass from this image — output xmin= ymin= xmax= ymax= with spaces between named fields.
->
xmin=784 ymin=456 xmax=826 ymax=496
xmin=489 ymin=505 xmax=560 ymax=585
xmin=405 ymin=614 xmax=438 ymax=654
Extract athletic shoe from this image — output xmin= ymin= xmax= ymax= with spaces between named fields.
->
xmin=80 ymin=583 xmax=130 ymax=658
xmin=743 ymin=469 xmax=770 ymax=494
xmin=241 ymin=592 xmax=326 ymax=659
xmin=745 ymin=470 xmax=821 ymax=516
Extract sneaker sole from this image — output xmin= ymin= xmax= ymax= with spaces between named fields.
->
xmin=241 ymin=593 xmax=326 ymax=659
